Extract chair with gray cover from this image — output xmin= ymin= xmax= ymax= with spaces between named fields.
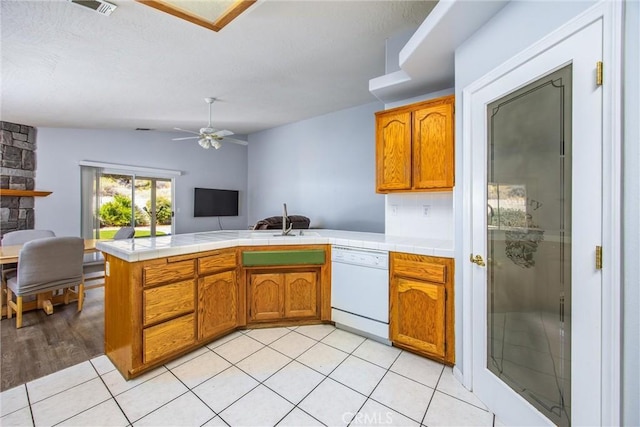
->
xmin=1 ymin=230 xmax=56 ymax=246
xmin=5 ymin=236 xmax=85 ymax=328
xmin=83 ymin=226 xmax=135 ymax=288
xmin=1 ymin=229 xmax=56 ymax=314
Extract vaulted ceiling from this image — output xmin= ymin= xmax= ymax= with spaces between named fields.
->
xmin=1 ymin=0 xmax=436 ymax=135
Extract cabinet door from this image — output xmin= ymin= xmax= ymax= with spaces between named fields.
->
xmin=412 ymin=100 xmax=454 ymax=190
xmin=199 ymin=270 xmax=237 ymax=340
xmin=376 ymin=110 xmax=412 ymax=192
xmin=284 ymin=271 xmax=318 ymax=319
xmin=390 ymin=276 xmax=446 ymax=359
xmin=248 ymin=273 xmax=284 ymax=322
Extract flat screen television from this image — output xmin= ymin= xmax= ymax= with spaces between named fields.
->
xmin=194 ymin=188 xmax=239 ymax=217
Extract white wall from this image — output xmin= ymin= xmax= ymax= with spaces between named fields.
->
xmin=247 ymin=102 xmax=385 ymax=232
xmin=453 ymin=0 xmax=597 ymax=388
xmin=34 ymin=128 xmax=248 ymax=236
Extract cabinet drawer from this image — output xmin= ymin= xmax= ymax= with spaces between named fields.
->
xmin=143 ymin=260 xmax=195 ymax=287
xmin=143 ymin=314 xmax=195 ymax=364
xmin=199 ymin=251 xmax=237 ymax=275
xmin=143 ymin=279 xmax=195 ymax=326
xmin=392 ymin=255 xmax=447 ymax=283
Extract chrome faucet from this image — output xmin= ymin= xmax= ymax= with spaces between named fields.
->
xmin=282 ymin=203 xmax=293 ymax=235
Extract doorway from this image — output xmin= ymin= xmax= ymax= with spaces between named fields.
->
xmin=461 ymin=4 xmax=622 ymax=425
xmin=81 ymin=166 xmax=175 ymax=239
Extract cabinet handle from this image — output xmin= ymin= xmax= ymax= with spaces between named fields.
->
xmin=470 ymin=254 xmax=486 ymax=267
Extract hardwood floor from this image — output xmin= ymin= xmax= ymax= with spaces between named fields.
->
xmin=0 ymin=287 xmax=105 ymax=391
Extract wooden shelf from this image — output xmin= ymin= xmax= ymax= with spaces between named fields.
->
xmin=0 ymin=189 xmax=52 ymax=197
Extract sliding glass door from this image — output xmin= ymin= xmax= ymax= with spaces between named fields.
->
xmin=81 ymin=167 xmax=173 ymax=239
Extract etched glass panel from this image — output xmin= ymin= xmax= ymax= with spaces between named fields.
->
xmin=487 ymin=64 xmax=572 ymax=426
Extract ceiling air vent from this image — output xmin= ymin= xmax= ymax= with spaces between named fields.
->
xmin=68 ymin=0 xmax=117 ymax=16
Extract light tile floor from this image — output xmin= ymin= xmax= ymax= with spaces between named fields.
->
xmin=0 ymin=325 xmax=498 ymax=426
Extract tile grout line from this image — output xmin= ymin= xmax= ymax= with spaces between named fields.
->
xmin=234 ymin=328 xmax=334 ymax=425
xmin=346 ymin=347 xmax=434 ymax=426
xmin=289 ymin=330 xmax=375 ymax=426
xmin=24 ymin=383 xmax=35 ymax=427
xmin=227 ymin=326 xmax=347 ymax=426
xmin=204 ymin=329 xmax=303 ymax=425
xmin=14 ymin=326 xmax=473 ymax=427
xmin=49 ymin=362 xmax=126 ymax=426
xmin=26 ymin=377 xmax=104 ymax=424
xmin=419 ymin=364 xmax=445 ymax=426
xmin=343 ymin=338 xmax=401 ymax=426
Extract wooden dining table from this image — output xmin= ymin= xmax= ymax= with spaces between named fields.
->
xmin=0 ymin=239 xmax=104 ymax=319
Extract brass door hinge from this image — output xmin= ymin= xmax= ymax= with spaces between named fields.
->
xmin=596 ymin=246 xmax=603 ymax=269
xmin=596 ymin=61 xmax=603 ymax=86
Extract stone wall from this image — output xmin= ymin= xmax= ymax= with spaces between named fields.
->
xmin=1 ymin=121 xmax=37 ymax=237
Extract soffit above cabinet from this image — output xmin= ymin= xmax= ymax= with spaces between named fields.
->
xmin=369 ymin=0 xmax=509 ymax=103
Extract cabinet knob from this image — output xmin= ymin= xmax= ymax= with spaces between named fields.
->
xmin=470 ymin=254 xmax=486 ymax=267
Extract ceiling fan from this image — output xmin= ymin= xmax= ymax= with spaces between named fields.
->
xmin=172 ymin=97 xmax=248 ymax=149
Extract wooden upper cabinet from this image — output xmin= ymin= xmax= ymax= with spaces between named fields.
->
xmin=376 ymin=110 xmax=412 ymax=192
xmin=413 ymin=101 xmax=454 ymax=190
xmin=375 ymin=95 xmax=454 ymax=193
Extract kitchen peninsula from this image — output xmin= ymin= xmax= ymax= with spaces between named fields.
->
xmin=97 ymin=230 xmax=454 ymax=379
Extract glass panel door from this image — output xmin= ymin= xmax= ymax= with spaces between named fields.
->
xmin=95 ymin=173 xmax=172 ymax=238
xmin=134 ymin=176 xmax=173 ymax=237
xmin=98 ymin=173 xmax=135 ymax=238
xmin=486 ymin=65 xmax=572 ymax=426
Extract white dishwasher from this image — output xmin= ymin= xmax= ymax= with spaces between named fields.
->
xmin=331 ymin=246 xmax=390 ymax=344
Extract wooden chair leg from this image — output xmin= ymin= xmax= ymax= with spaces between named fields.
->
xmin=77 ymin=283 xmax=85 ymax=312
xmin=0 ymin=281 xmax=4 ymax=318
xmin=6 ymin=288 xmax=13 ymax=319
xmin=16 ymin=295 xmax=23 ymax=329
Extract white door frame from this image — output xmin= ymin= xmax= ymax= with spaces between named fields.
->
xmin=459 ymin=1 xmax=622 ymax=424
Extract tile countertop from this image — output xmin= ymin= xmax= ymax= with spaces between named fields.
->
xmin=95 ymin=229 xmax=454 ymax=263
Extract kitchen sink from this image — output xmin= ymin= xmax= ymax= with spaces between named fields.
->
xmin=248 ymin=231 xmax=320 ymax=238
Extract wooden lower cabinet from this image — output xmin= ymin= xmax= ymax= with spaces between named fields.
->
xmin=248 ymin=273 xmax=284 ymax=322
xmin=248 ymin=270 xmax=319 ymax=323
xmin=391 ymin=277 xmax=446 ymax=358
xmin=104 ymin=245 xmax=329 ymax=379
xmin=143 ymin=279 xmax=195 ymax=326
xmin=284 ymin=271 xmax=318 ymax=318
xmin=199 ymin=270 xmax=238 ymax=340
xmin=389 ymin=252 xmax=454 ymax=364
xmin=143 ymin=313 xmax=195 ymax=364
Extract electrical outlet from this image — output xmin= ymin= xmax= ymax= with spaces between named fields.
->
xmin=422 ymin=205 xmax=431 ymax=217
xmin=105 ymin=261 xmax=110 ymax=277
xmin=391 ymin=205 xmax=399 ymax=216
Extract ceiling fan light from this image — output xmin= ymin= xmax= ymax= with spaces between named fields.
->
xmin=198 ymin=138 xmax=211 ymax=149
xmin=212 ymin=140 xmax=221 ymax=149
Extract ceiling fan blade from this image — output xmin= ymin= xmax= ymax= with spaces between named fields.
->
xmin=172 ymin=136 xmax=199 ymax=141
xmin=173 ymin=127 xmax=200 ymax=135
xmin=224 ymin=137 xmax=248 ymax=146
xmin=213 ymin=129 xmax=234 ymax=138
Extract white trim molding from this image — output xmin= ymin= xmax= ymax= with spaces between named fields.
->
xmin=78 ymin=160 xmax=183 ymax=177
xmin=460 ymin=1 xmax=623 ymax=425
